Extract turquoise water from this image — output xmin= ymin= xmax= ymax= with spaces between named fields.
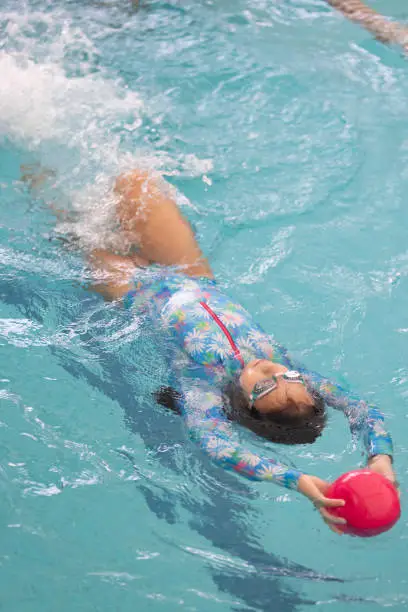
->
xmin=1 ymin=1 xmax=408 ymax=610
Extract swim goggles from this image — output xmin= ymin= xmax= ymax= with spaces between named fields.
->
xmin=249 ymin=370 xmax=305 ymax=410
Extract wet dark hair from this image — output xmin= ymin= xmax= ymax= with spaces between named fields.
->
xmin=154 ymin=381 xmax=326 ymax=445
xmin=154 ymin=386 xmax=182 ymax=413
xmin=223 ymin=379 xmax=327 ymax=445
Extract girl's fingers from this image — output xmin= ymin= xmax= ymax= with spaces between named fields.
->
xmin=325 ymin=520 xmax=344 ymax=535
xmin=322 ymin=497 xmax=345 ymax=508
xmin=319 ymin=508 xmax=347 ymax=525
xmin=313 ymin=496 xmax=345 ymax=509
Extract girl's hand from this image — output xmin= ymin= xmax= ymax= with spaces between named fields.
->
xmin=298 ymin=474 xmax=346 ymax=535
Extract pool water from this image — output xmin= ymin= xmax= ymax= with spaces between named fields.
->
xmin=1 ymin=1 xmax=408 ymax=610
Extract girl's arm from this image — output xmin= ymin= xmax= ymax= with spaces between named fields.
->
xmin=176 ymin=378 xmax=346 ymax=531
xmin=272 ymin=341 xmax=394 ymax=462
xmin=177 ymin=379 xmax=303 ymax=489
xmin=300 ymin=367 xmax=393 ymax=460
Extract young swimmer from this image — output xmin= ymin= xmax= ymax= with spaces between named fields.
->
xmin=71 ymin=170 xmax=396 ymax=534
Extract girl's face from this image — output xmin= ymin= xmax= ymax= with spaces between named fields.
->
xmin=239 ymin=359 xmax=315 ymax=417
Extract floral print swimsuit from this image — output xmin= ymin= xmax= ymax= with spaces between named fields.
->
xmin=124 ymin=270 xmax=393 ymax=491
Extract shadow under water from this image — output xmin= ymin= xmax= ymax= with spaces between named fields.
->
xmin=0 ymin=269 xmax=347 ymax=611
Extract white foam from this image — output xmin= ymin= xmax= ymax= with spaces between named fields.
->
xmin=0 ymin=8 xmax=212 ymax=251
xmin=0 ymin=50 xmax=143 ymax=152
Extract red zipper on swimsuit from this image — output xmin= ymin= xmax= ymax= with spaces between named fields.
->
xmin=199 ymin=301 xmax=245 ymax=368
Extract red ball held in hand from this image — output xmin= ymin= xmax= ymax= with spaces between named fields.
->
xmin=326 ymin=469 xmax=401 ymax=537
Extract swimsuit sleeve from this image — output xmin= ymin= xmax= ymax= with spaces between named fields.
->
xmin=293 ymin=363 xmax=394 ymax=460
xmin=176 ymin=377 xmax=303 ymax=490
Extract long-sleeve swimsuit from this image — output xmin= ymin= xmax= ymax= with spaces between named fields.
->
xmin=124 ymin=270 xmax=393 ymax=491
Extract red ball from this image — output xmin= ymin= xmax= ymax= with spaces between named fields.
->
xmin=326 ymin=469 xmax=401 ymax=537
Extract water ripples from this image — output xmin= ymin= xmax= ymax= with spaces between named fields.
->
xmin=1 ymin=0 xmax=408 ymax=610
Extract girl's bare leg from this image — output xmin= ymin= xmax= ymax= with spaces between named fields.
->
xmin=114 ymin=171 xmax=213 ymax=279
xmin=87 ymin=170 xmax=213 ymax=300
xmin=88 ymin=249 xmax=148 ymax=301
xmin=21 ymin=165 xmax=212 ymax=300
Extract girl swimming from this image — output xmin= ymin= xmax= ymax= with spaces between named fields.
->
xmin=70 ymin=169 xmax=396 ymax=534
